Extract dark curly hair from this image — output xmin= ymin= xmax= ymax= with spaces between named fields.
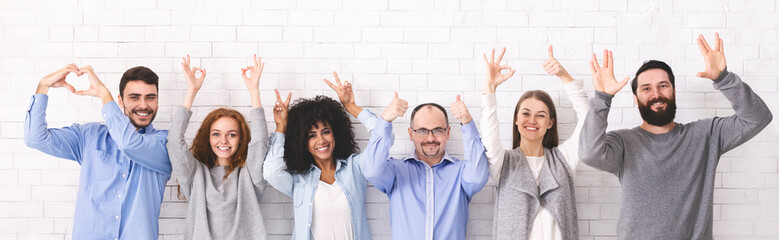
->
xmin=284 ymin=95 xmax=358 ymax=175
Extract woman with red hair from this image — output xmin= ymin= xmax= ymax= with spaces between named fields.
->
xmin=167 ymin=55 xmax=270 ymax=240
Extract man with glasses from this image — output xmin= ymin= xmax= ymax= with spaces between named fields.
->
xmin=363 ymin=93 xmax=489 ymax=240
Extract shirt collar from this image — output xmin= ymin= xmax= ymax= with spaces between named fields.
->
xmin=137 ymin=123 xmax=155 ymax=134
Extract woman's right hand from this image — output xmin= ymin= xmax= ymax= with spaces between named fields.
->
xmin=273 ymin=89 xmax=292 ymax=133
xmin=181 ymin=55 xmax=206 ymax=110
xmin=483 ymin=47 xmax=516 ymax=94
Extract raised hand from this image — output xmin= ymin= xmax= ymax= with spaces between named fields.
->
xmin=323 ymin=71 xmax=362 ymax=117
xmin=74 ymin=65 xmax=114 ymax=104
xmin=380 ymin=92 xmax=409 ymax=122
xmin=451 ymin=95 xmax=472 ymax=124
xmin=589 ymin=49 xmax=629 ymax=95
xmin=273 ymin=89 xmax=292 ymax=133
xmin=181 ymin=55 xmax=206 ymax=110
xmin=181 ymin=55 xmax=206 ymax=92
xmin=542 ymin=45 xmax=574 ymax=83
xmin=37 ymin=63 xmax=80 ymax=94
xmin=483 ymin=47 xmax=516 ymax=94
xmin=696 ymin=32 xmax=727 ymax=80
xmin=242 ymin=54 xmax=264 ymax=90
xmin=242 ymin=55 xmax=265 ymax=108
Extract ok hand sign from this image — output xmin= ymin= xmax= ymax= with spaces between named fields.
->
xmin=483 ymin=47 xmax=516 ymax=94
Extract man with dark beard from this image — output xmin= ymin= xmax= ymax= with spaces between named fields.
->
xmin=579 ymin=33 xmax=773 ymax=239
xmin=363 ymin=94 xmax=489 ymax=240
xmin=24 ymin=65 xmax=171 ymax=239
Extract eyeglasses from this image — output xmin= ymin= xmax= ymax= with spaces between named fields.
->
xmin=411 ymin=127 xmax=447 ymax=137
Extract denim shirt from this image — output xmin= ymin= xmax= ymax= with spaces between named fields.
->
xmin=263 ymin=109 xmax=378 ymax=240
xmin=23 ymin=94 xmax=171 ymax=240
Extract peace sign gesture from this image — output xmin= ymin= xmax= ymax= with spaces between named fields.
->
xmin=696 ymin=32 xmax=727 ymax=80
xmin=323 ymin=71 xmax=362 ymax=116
xmin=273 ymin=89 xmax=292 ymax=133
xmin=589 ymin=49 xmax=629 ymax=95
xmin=483 ymin=47 xmax=516 ymax=94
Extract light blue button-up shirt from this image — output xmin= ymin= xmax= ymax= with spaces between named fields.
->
xmin=363 ymin=118 xmax=489 ymax=240
xmin=23 ymin=94 xmax=171 ymax=240
xmin=263 ymin=109 xmax=378 ymax=240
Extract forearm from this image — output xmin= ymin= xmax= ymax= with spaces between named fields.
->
xmin=167 ymin=106 xmax=196 ymax=182
xmin=578 ymin=91 xmax=622 ymax=174
xmin=479 ymin=93 xmax=506 ymax=184
xmin=362 ymin=119 xmax=397 ymax=192
xmin=460 ymin=121 xmax=489 ymax=195
xmin=263 ymin=132 xmax=294 ymax=197
xmin=246 ymin=107 xmax=269 ymax=186
xmin=249 ymin=89 xmax=261 ymax=108
xmin=713 ymin=69 xmax=773 ymax=128
xmin=103 ymin=102 xmax=171 ymax=174
xmin=344 ymin=103 xmax=363 ymax=118
xmin=182 ymin=89 xmax=198 ymax=110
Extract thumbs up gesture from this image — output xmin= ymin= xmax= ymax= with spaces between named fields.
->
xmin=451 ymin=95 xmax=472 ymax=125
xmin=380 ymin=92 xmax=408 ymax=122
xmin=542 ymin=45 xmax=574 ymax=83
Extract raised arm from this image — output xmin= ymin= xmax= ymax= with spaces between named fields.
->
xmin=263 ymin=89 xmax=294 ymax=197
xmin=363 ymin=92 xmax=407 ymax=194
xmin=695 ymin=33 xmax=773 ymax=152
xmin=25 ymin=64 xmax=85 ymax=162
xmin=78 ymin=65 xmax=171 ymax=175
xmin=544 ymin=45 xmax=589 ymax=172
xmin=453 ymin=95 xmax=489 ymax=196
xmin=166 ymin=106 xmax=197 ymax=199
xmin=242 ymin=55 xmax=271 ymax=188
xmin=167 ymin=55 xmax=207 ymax=190
xmin=578 ymin=50 xmax=629 ymax=174
xmin=324 ymin=71 xmax=363 ymax=117
xmin=480 ymin=47 xmax=516 ymax=185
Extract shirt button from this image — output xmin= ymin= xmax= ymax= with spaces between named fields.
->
xmin=118 ymin=194 xmax=122 ymax=198
xmin=122 ymin=174 xmax=126 ymax=178
xmin=115 ymin=216 xmax=119 ymax=220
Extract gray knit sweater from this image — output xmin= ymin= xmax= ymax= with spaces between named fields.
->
xmin=579 ymin=69 xmax=772 ymax=239
xmin=167 ymin=106 xmax=269 ymax=240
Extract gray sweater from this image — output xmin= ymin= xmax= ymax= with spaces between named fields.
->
xmin=579 ymin=70 xmax=773 ymax=239
xmin=167 ymin=106 xmax=269 ymax=240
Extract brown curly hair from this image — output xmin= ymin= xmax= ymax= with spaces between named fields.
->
xmin=177 ymin=108 xmax=251 ymax=200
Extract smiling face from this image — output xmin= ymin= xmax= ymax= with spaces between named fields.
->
xmin=515 ymin=98 xmax=554 ymax=144
xmin=209 ymin=117 xmax=241 ymax=163
xmin=634 ymin=68 xmax=677 ymax=126
xmin=117 ymin=80 xmax=159 ymax=129
xmin=408 ymin=106 xmax=450 ymax=161
xmin=307 ymin=121 xmax=336 ymax=163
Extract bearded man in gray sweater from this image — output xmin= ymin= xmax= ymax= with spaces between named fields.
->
xmin=579 ymin=33 xmax=773 ymax=239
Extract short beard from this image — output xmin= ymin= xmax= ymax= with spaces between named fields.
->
xmin=421 ymin=141 xmax=441 ymax=157
xmin=123 ymin=104 xmax=156 ymax=129
xmin=637 ymin=96 xmax=676 ymax=126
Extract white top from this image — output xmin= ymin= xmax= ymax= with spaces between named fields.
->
xmin=480 ymin=79 xmax=589 ymax=240
xmin=311 ymin=180 xmax=354 ymax=240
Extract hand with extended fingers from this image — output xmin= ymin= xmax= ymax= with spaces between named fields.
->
xmin=74 ymin=65 xmax=114 ymax=104
xmin=451 ymin=95 xmax=472 ymax=125
xmin=181 ymin=55 xmax=206 ymax=92
xmin=696 ymin=32 xmax=727 ymax=80
xmin=242 ymin=54 xmax=264 ymax=90
xmin=483 ymin=47 xmax=516 ymax=94
xmin=242 ymin=55 xmax=265 ymax=108
xmin=37 ymin=63 xmax=80 ymax=94
xmin=589 ymin=49 xmax=630 ymax=95
xmin=381 ymin=92 xmax=409 ymax=122
xmin=181 ymin=55 xmax=206 ymax=110
xmin=323 ymin=71 xmax=362 ymax=117
xmin=542 ymin=45 xmax=574 ymax=83
xmin=273 ymin=89 xmax=292 ymax=133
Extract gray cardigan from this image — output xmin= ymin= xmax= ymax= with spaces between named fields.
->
xmin=167 ymin=106 xmax=269 ymax=240
xmin=492 ymin=147 xmax=578 ymax=240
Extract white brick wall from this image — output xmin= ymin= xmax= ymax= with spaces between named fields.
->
xmin=1 ymin=0 xmax=778 ymax=239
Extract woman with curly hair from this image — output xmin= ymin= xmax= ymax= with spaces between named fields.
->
xmin=166 ymin=55 xmax=269 ymax=239
xmin=263 ymin=72 xmax=381 ymax=240
xmin=480 ymin=47 xmax=589 ymax=240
